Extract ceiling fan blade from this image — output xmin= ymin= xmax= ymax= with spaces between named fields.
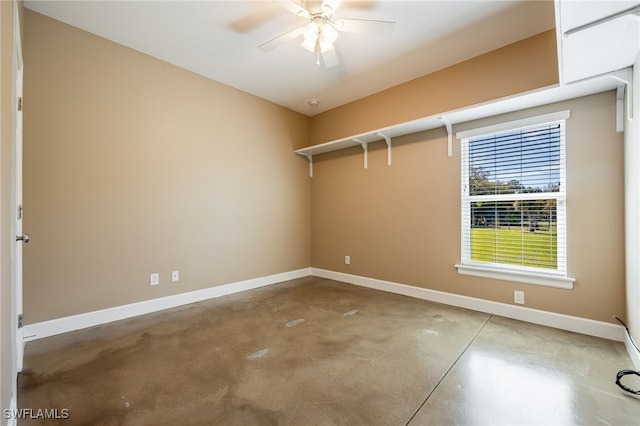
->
xmin=334 ymin=19 xmax=395 ymax=37
xmin=229 ymin=5 xmax=282 ymax=33
xmin=273 ymin=0 xmax=310 ymax=19
xmin=321 ymin=0 xmax=343 ymax=17
xmin=258 ymin=26 xmax=304 ymax=51
xmin=321 ymin=48 xmax=340 ymax=68
xmin=340 ymin=1 xmax=376 ymax=11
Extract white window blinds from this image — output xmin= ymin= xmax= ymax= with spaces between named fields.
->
xmin=460 ymin=112 xmax=568 ymax=277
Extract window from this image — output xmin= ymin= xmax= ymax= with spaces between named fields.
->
xmin=456 ymin=111 xmax=574 ymax=289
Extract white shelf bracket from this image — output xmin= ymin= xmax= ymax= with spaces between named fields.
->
xmin=377 ymin=132 xmax=392 ymax=166
xmin=353 ymin=138 xmax=368 ymax=169
xmin=608 ymin=69 xmax=633 ymax=132
xmin=617 ymin=84 xmax=626 ymax=133
xmin=440 ymin=116 xmax=453 ymax=157
xmin=303 ymin=153 xmax=313 ymax=178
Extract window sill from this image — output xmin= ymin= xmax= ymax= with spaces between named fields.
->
xmin=455 ymin=264 xmax=575 ymax=289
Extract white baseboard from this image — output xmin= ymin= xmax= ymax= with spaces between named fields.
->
xmin=22 ymin=268 xmax=311 ymax=342
xmin=22 ymin=267 xmax=627 ymax=346
xmin=624 ymin=332 xmax=640 ymax=370
xmin=311 ymin=268 xmax=626 ymax=342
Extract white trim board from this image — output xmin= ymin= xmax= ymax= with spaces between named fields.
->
xmin=311 ymin=268 xmax=625 ymax=342
xmin=22 ymin=268 xmax=311 ymax=342
xmin=625 ymin=332 xmax=640 ymax=370
xmin=6 ymin=395 xmax=17 ymax=426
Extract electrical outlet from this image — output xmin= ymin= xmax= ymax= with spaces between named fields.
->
xmin=514 ymin=290 xmax=525 ymax=304
xmin=171 ymin=270 xmax=179 ymax=282
xmin=345 ymin=255 xmax=350 ymax=265
xmin=150 ymin=273 xmax=160 ymax=286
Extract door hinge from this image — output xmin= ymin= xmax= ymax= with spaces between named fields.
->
xmin=18 ymin=314 xmax=23 ymax=329
xmin=17 ymin=97 xmax=22 ymax=111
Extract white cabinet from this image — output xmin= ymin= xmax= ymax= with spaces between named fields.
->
xmin=556 ymin=0 xmax=640 ymax=84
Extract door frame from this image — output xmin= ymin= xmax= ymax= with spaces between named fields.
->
xmin=10 ymin=0 xmax=24 ymax=403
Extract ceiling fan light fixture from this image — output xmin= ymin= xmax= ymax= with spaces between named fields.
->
xmin=301 ymin=38 xmax=316 ymax=52
xmin=318 ymin=41 xmax=335 ymax=53
xmin=318 ymin=36 xmax=335 ymax=53
xmin=321 ymin=22 xmax=338 ymax=44
xmin=260 ymin=0 xmax=395 ymax=67
xmin=302 ymin=20 xmax=338 ymax=53
xmin=301 ymin=21 xmax=319 ymax=52
xmin=302 ymin=21 xmax=318 ymax=41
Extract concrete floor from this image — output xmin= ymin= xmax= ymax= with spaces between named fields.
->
xmin=18 ymin=277 xmax=640 ymax=425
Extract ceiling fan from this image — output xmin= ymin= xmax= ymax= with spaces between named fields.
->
xmin=258 ymin=0 xmax=395 ymax=67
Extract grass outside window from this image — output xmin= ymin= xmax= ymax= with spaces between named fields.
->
xmin=470 ymin=225 xmax=557 ymax=270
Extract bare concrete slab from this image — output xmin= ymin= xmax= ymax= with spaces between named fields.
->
xmin=18 ymin=277 xmax=639 ymax=425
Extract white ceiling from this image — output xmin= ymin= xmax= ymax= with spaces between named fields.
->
xmin=24 ymin=0 xmax=557 ymax=116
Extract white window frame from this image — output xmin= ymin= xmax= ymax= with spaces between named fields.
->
xmin=455 ymin=111 xmax=575 ymax=289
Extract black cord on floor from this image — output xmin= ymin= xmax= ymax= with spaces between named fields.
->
xmin=614 ymin=315 xmax=640 ymax=395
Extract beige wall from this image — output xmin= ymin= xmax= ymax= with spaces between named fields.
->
xmin=308 ymin=30 xmax=558 ymax=146
xmin=20 ymin=9 xmax=629 ymax=332
xmin=311 ymin=91 xmax=625 ymax=323
xmin=22 ymin=10 xmax=311 ymax=324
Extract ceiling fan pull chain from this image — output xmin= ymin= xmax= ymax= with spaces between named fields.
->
xmin=315 ymin=40 xmax=321 ymax=66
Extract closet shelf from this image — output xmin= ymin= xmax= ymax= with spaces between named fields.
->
xmin=295 ymin=72 xmax=626 ymax=177
xmin=295 ymin=116 xmax=445 ymax=177
xmin=296 ymin=116 xmax=443 ymax=157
